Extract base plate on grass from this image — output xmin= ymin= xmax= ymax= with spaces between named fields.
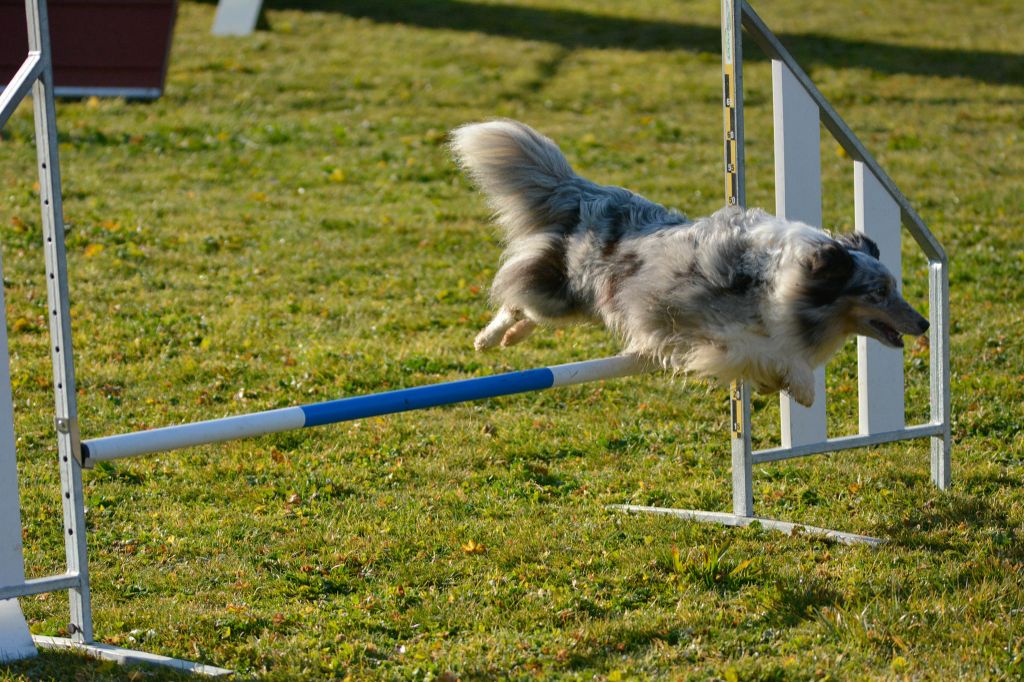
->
xmin=33 ymin=636 xmax=232 ymax=676
xmin=609 ymin=505 xmax=885 ymax=547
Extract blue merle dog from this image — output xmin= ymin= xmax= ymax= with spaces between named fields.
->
xmin=451 ymin=120 xmax=928 ymax=406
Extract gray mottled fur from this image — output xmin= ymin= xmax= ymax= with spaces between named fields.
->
xmin=450 ymin=120 xmax=928 ymax=406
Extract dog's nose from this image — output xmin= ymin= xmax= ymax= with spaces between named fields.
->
xmin=917 ymin=318 xmax=930 ymax=335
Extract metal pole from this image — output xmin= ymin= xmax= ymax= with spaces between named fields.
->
xmin=25 ymin=0 xmax=93 ymax=643
xmin=930 ymin=260 xmax=951 ymax=489
xmin=722 ymin=0 xmax=753 ymax=517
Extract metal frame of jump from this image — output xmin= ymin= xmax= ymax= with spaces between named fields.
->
xmin=0 ymin=0 xmax=950 ymax=673
xmin=613 ymin=0 xmax=951 ymax=539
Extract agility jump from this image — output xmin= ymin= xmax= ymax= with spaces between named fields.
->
xmin=0 ymin=0 xmax=950 ymax=673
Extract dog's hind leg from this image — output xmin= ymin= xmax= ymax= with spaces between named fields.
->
xmin=475 ymin=306 xmax=522 ymax=351
xmin=500 ymin=319 xmax=537 ymax=347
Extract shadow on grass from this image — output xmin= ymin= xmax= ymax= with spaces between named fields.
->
xmin=759 ymin=575 xmax=844 ymax=627
xmin=234 ymin=0 xmax=1024 ymax=86
xmin=553 ymin=621 xmax=694 ymax=672
xmin=879 ymin=486 xmax=1024 ymax=561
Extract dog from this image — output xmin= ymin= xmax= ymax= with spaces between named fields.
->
xmin=450 ymin=119 xmax=929 ymax=406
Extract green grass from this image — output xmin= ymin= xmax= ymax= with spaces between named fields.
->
xmin=1 ymin=0 xmax=1023 ymax=679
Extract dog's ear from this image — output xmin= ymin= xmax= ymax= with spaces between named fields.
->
xmin=836 ymin=233 xmax=880 ymax=259
xmin=804 ymin=240 xmax=854 ymax=304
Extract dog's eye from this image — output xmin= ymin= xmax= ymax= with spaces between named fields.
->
xmin=865 ymin=286 xmax=889 ymax=304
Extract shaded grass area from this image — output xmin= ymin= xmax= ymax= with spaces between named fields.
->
xmin=247 ymin=0 xmax=1024 ymax=85
xmin=1 ymin=0 xmax=1023 ymax=679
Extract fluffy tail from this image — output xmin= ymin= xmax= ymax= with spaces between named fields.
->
xmin=450 ymin=120 xmax=582 ymax=240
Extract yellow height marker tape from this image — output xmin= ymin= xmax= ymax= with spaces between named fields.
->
xmin=722 ymin=81 xmax=740 ymax=205
xmin=721 ymin=0 xmax=741 ymax=207
xmin=730 ymin=382 xmax=744 ymax=438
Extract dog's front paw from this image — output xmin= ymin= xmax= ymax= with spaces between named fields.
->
xmin=786 ymin=387 xmax=815 ymax=408
xmin=783 ymin=366 xmax=815 ymax=407
xmin=474 ymin=329 xmax=499 ymax=351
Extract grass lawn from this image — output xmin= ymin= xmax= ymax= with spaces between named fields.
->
xmin=1 ymin=0 xmax=1023 ymax=679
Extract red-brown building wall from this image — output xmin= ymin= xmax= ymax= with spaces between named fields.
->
xmin=1 ymin=0 xmax=177 ymax=98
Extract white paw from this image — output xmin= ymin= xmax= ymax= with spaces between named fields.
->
xmin=474 ymin=329 xmax=500 ymax=351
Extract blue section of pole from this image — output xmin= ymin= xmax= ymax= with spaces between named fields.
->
xmin=300 ymin=367 xmax=555 ymax=427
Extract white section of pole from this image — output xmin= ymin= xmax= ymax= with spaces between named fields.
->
xmin=85 ymin=408 xmax=307 ymax=462
xmin=548 ymin=355 xmax=645 ymax=388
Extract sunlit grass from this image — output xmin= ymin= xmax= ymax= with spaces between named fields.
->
xmin=1 ymin=0 xmax=1022 ymax=679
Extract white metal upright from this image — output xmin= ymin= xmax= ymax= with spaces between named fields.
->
xmin=0 ymin=255 xmax=35 ymax=662
xmin=930 ymin=260 xmax=952 ymax=490
xmin=855 ymin=162 xmax=906 ymax=434
xmin=773 ymin=60 xmax=828 ymax=447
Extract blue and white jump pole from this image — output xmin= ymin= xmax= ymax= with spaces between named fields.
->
xmin=81 ymin=355 xmax=646 ymax=463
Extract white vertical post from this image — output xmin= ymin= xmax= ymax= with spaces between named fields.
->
xmin=0 ymin=255 xmax=37 ymax=662
xmin=855 ymin=162 xmax=905 ymax=434
xmin=28 ymin=0 xmax=92 ymax=643
xmin=930 ymin=260 xmax=951 ymax=489
xmin=772 ymin=60 xmax=827 ymax=447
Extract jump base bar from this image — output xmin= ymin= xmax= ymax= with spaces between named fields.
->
xmin=609 ymin=505 xmax=885 ymax=547
xmin=33 ymin=637 xmax=232 ymax=676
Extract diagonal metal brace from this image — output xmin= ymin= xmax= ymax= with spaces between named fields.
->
xmin=0 ymin=52 xmax=43 ymax=129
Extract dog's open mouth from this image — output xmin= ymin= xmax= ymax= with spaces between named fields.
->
xmin=869 ymin=320 xmax=904 ymax=348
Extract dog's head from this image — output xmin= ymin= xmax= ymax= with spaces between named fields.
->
xmin=802 ymin=233 xmax=929 ymax=349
